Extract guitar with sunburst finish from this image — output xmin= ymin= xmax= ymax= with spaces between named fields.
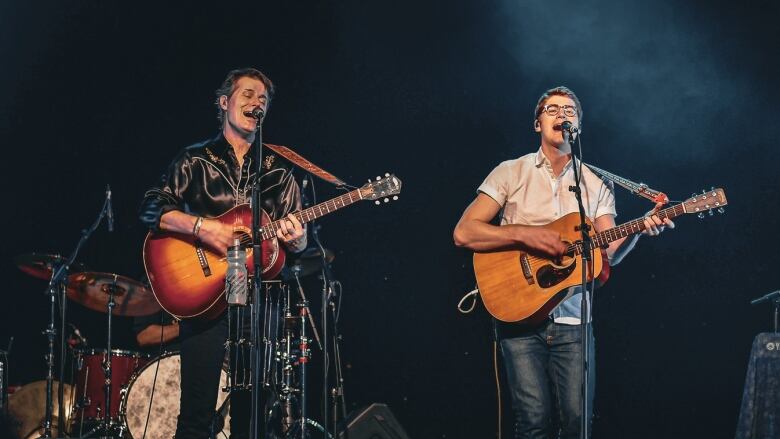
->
xmin=143 ymin=174 xmax=402 ymax=319
xmin=473 ymin=188 xmax=727 ymax=324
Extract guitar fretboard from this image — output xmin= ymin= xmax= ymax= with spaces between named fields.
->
xmin=568 ymin=203 xmax=686 ymax=255
xmin=259 ymin=189 xmax=364 ymax=240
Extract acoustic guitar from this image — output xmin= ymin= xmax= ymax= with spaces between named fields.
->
xmin=473 ymin=188 xmax=727 ymax=324
xmin=143 ymin=174 xmax=402 ymax=319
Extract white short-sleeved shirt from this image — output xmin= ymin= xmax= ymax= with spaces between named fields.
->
xmin=477 ymin=147 xmax=616 ymax=324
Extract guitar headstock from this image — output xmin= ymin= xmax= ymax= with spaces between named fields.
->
xmin=360 ymin=173 xmax=402 ymax=204
xmin=682 ymin=187 xmax=728 ymax=218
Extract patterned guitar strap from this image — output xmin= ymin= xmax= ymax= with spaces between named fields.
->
xmin=265 ymin=143 xmax=347 ymax=187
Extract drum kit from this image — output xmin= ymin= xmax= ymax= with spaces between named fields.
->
xmin=7 ymin=249 xmax=333 ymax=439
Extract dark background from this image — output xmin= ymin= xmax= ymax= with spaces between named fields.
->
xmin=1 ymin=1 xmax=778 ymax=438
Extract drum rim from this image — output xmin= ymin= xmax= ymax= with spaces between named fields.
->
xmin=74 ymin=348 xmax=150 ymax=358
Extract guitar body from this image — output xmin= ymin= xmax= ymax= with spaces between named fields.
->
xmin=474 ymin=213 xmax=608 ymax=324
xmin=143 ymin=204 xmax=285 ymax=319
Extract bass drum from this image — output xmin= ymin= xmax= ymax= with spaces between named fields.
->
xmin=121 ymin=351 xmax=230 ymax=438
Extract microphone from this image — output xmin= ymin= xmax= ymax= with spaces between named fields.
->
xmin=751 ymin=290 xmax=780 ymax=306
xmin=248 ymin=107 xmax=265 ymax=120
xmin=106 ymin=184 xmax=114 ymax=232
xmin=69 ymin=324 xmax=88 ymax=345
xmin=560 ymin=121 xmax=579 ymax=134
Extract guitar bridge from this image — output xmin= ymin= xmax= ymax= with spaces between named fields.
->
xmin=195 ymin=240 xmax=212 ymax=277
xmin=520 ymin=254 xmax=535 ymax=285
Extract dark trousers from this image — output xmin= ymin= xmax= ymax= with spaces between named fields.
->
xmin=498 ymin=321 xmax=595 ymax=439
xmin=176 ymin=314 xmax=251 ymax=439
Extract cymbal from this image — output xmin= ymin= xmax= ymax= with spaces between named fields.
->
xmin=288 ymin=247 xmax=335 ymax=278
xmin=67 ymin=272 xmax=161 ymax=317
xmin=7 ymin=380 xmax=73 ymax=439
xmin=14 ymin=252 xmax=87 ymax=280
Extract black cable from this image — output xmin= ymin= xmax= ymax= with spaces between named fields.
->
xmin=141 ymin=313 xmax=166 ymax=439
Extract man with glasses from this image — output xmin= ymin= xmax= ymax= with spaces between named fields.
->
xmin=453 ymin=86 xmax=672 ymax=438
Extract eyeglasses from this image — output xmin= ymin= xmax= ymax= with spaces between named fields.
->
xmin=541 ymin=104 xmax=577 ymax=117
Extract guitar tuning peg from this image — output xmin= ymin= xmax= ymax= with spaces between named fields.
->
xmin=697 ymin=212 xmax=706 ymax=219
xmin=710 ymin=186 xmax=715 ymax=191
xmin=392 ymin=195 xmax=398 ymax=200
xmin=708 ymin=209 xmax=714 ymax=216
xmin=691 ymin=193 xmax=698 ymax=199
xmin=385 ymin=172 xmax=390 ymax=177
xmin=383 ymin=197 xmax=389 ymax=203
xmin=376 ymin=176 xmax=381 ymax=181
xmin=368 ymin=178 xmax=372 ymax=183
xmin=374 ymin=200 xmax=380 ymax=205
xmin=717 ymin=207 xmax=725 ymax=214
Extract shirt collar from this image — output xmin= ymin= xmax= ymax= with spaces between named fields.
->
xmin=211 ymin=133 xmax=255 ymax=166
xmin=535 ymin=146 xmax=573 ymax=171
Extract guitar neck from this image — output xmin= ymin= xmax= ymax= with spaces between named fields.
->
xmin=259 ymin=188 xmax=364 ymax=240
xmin=571 ymin=203 xmax=686 ymax=254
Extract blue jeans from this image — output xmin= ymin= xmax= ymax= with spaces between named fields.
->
xmin=499 ymin=321 xmax=595 ymax=439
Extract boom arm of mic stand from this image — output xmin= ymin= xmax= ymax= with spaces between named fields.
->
xmin=41 ymin=191 xmax=110 ymax=437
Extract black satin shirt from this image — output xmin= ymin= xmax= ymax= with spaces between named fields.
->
xmin=139 ymin=133 xmax=301 ymax=230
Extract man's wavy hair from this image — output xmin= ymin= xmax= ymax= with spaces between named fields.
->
xmin=533 ymin=86 xmax=583 ymax=125
xmin=215 ymin=68 xmax=275 ymax=124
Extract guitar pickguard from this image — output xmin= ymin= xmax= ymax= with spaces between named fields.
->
xmin=536 ymin=260 xmax=576 ymax=288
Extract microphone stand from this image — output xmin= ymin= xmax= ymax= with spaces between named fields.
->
xmin=39 ymin=188 xmax=112 ymax=438
xmin=306 ymin=177 xmax=347 ymax=439
xmin=250 ymin=116 xmax=265 ymax=439
xmin=565 ymin=130 xmax=593 ymax=439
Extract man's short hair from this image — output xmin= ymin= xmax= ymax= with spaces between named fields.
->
xmin=215 ymin=68 xmax=276 ymax=124
xmin=533 ymin=86 xmax=583 ymax=123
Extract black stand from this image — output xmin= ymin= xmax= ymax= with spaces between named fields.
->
xmin=39 ymin=188 xmax=112 ymax=438
xmin=303 ymin=176 xmax=347 ymax=439
xmin=565 ymin=131 xmax=593 ymax=439
xmin=750 ymin=290 xmax=780 ymax=332
xmin=250 ymin=118 xmax=266 ymax=439
xmin=311 ymin=218 xmax=347 ymax=439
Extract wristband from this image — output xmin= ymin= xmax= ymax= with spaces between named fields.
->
xmin=192 ymin=216 xmax=204 ymax=237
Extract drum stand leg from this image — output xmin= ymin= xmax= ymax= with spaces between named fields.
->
xmin=39 ymin=281 xmax=57 ymax=439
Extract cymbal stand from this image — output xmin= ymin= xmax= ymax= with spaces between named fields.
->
xmin=102 ymin=278 xmax=119 ymax=434
xmin=277 ymin=287 xmax=298 ymax=435
xmin=267 ymin=281 xmax=313 ymax=439
xmin=39 ymin=187 xmax=112 ymax=438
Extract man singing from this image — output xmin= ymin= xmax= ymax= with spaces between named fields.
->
xmin=453 ymin=86 xmax=672 ymax=438
xmin=140 ymin=67 xmax=306 ymax=438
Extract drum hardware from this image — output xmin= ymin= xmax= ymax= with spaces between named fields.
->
xmin=70 ymin=349 xmax=149 ymax=435
xmin=16 ymin=186 xmax=114 ymax=439
xmin=1 ymin=337 xmax=12 ymax=414
xmin=66 ymin=272 xmax=161 ymax=318
xmin=261 ymin=278 xmax=319 ymax=438
xmin=62 ymin=272 xmax=158 ymax=436
xmin=284 ymin=247 xmax=335 ymax=280
xmin=14 ymin=253 xmax=87 ymax=281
